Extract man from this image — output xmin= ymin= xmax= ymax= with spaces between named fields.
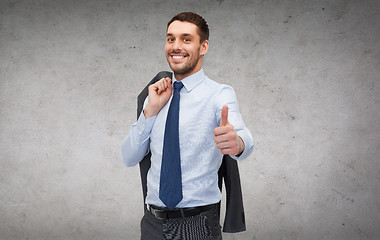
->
xmin=121 ymin=12 xmax=253 ymax=240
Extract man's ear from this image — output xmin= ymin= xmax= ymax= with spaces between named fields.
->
xmin=200 ymin=40 xmax=209 ymax=56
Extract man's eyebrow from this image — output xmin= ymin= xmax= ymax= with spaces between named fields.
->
xmin=166 ymin=33 xmax=193 ymax=37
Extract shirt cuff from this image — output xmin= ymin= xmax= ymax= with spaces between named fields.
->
xmin=136 ymin=111 xmax=157 ymax=141
xmin=230 ymin=130 xmax=254 ymax=161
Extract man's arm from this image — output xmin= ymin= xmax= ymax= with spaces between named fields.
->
xmin=121 ymin=112 xmax=154 ymax=167
xmin=121 ymin=77 xmax=173 ymax=167
xmin=213 ymin=85 xmax=254 ymax=160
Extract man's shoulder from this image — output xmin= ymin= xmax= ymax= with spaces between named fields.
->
xmin=204 ymin=76 xmax=234 ymax=92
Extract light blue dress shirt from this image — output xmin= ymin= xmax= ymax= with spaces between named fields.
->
xmin=121 ymin=69 xmax=253 ymax=208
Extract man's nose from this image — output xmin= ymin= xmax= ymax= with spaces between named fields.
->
xmin=172 ymin=40 xmax=182 ymax=51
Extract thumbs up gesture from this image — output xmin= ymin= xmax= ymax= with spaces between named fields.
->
xmin=213 ymin=105 xmax=245 ymax=156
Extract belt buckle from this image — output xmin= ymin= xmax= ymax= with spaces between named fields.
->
xmin=150 ymin=206 xmax=167 ymax=220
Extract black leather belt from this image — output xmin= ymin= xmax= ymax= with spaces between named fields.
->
xmin=148 ymin=204 xmax=217 ymax=220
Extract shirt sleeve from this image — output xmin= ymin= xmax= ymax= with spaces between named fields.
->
xmin=121 ymin=99 xmax=156 ymax=167
xmin=215 ymin=85 xmax=254 ymax=161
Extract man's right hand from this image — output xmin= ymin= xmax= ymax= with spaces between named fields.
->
xmin=144 ymin=77 xmax=173 ymax=118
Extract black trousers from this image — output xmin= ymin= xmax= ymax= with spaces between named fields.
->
xmin=140 ymin=207 xmax=222 ymax=240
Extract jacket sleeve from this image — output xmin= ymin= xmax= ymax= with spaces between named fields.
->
xmin=219 ymin=155 xmax=246 ymax=233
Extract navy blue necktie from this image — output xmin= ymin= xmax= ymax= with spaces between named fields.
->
xmin=159 ymin=81 xmax=184 ymax=210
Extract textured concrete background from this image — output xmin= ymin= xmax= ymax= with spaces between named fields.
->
xmin=1 ymin=0 xmax=379 ymax=239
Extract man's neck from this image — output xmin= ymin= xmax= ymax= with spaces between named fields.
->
xmin=174 ymin=67 xmax=203 ymax=81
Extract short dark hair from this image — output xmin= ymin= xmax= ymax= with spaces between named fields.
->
xmin=167 ymin=12 xmax=209 ymax=43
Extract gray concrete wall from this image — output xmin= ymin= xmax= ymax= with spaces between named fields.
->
xmin=1 ymin=0 xmax=379 ymax=239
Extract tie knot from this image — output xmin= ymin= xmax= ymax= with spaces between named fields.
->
xmin=174 ymin=81 xmax=184 ymax=90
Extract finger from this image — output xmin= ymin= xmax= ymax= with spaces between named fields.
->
xmin=220 ymin=105 xmax=228 ymax=126
xmin=151 ymin=80 xmax=160 ymax=92
xmin=213 ymin=128 xmax=228 ymax=138
xmin=215 ymin=141 xmax=231 ymax=149
xmin=213 ymin=124 xmax=234 ymax=136
xmin=156 ymin=81 xmax=162 ymax=94
xmin=214 ymin=130 xmax=235 ymax=144
xmin=150 ymin=83 xmax=160 ymax=96
xmin=221 ymin=147 xmax=238 ymax=155
xmin=161 ymin=79 xmax=167 ymax=93
xmin=166 ymin=78 xmax=173 ymax=91
xmin=214 ymin=135 xmax=226 ymax=144
xmin=157 ymin=78 xmax=168 ymax=94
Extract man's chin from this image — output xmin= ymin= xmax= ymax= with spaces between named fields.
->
xmin=169 ymin=65 xmax=189 ymax=75
xmin=168 ymin=61 xmax=197 ymax=77
xmin=172 ymin=69 xmax=192 ymax=77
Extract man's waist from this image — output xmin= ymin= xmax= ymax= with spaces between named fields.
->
xmin=148 ymin=203 xmax=218 ymax=220
xmin=146 ymin=188 xmax=222 ymax=209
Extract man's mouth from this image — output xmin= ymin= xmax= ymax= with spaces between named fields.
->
xmin=173 ymin=55 xmax=184 ymax=59
xmin=170 ymin=53 xmax=188 ymax=63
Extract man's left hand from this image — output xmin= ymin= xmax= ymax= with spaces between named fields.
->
xmin=213 ymin=105 xmax=245 ymax=156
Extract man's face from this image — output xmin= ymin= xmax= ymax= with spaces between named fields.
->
xmin=165 ymin=20 xmax=208 ymax=80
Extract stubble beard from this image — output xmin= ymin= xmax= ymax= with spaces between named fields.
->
xmin=167 ymin=51 xmax=201 ymax=77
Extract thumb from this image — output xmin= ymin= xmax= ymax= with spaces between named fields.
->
xmin=220 ymin=105 xmax=229 ymax=126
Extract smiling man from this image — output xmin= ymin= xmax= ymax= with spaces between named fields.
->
xmin=121 ymin=12 xmax=254 ymax=240
xmin=165 ymin=20 xmax=206 ymax=79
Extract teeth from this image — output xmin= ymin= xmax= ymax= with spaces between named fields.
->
xmin=173 ymin=55 xmax=184 ymax=59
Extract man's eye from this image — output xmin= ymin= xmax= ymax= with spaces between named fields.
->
xmin=184 ymin=39 xmax=190 ymax=42
xmin=167 ymin=38 xmax=174 ymax=42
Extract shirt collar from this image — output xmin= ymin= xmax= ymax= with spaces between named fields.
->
xmin=172 ymin=69 xmax=205 ymax=92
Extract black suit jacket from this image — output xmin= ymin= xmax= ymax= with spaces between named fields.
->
xmin=137 ymin=71 xmax=246 ymax=233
